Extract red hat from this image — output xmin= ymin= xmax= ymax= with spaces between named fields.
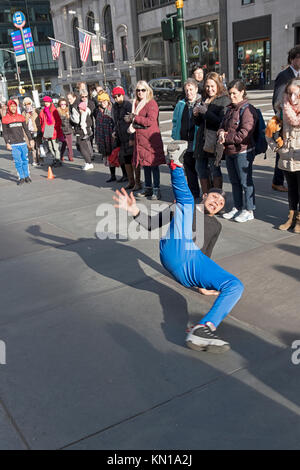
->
xmin=42 ymin=95 xmax=53 ymax=103
xmin=112 ymin=86 xmax=125 ymax=96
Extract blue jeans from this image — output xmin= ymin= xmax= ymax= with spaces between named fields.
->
xmin=195 ymin=152 xmax=222 ymax=179
xmin=11 ymin=143 xmax=30 ymax=179
xmin=225 ymin=150 xmax=255 ymax=211
xmin=160 ymin=167 xmax=244 ymax=328
xmin=144 ymin=166 xmax=160 ymax=189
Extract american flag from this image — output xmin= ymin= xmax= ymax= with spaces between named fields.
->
xmin=51 ymin=39 xmax=61 ymax=60
xmin=79 ymin=30 xmax=91 ymax=63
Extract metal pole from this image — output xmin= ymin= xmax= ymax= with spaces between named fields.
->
xmin=176 ymin=0 xmax=187 ymax=84
xmin=20 ymin=27 xmax=36 ymax=91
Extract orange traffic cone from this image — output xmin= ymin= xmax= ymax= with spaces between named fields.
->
xmin=47 ymin=166 xmax=55 ymax=180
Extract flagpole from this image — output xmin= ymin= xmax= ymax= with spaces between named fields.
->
xmin=48 ymin=37 xmax=76 ymax=49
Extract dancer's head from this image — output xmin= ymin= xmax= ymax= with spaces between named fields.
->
xmin=201 ymin=188 xmax=226 ymax=215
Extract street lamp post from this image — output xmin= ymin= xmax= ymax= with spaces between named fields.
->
xmin=176 ymin=0 xmax=188 ymax=83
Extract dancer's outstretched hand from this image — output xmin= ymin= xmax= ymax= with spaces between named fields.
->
xmin=113 ymin=188 xmax=139 ymax=217
xmin=198 ymin=287 xmax=220 ymax=296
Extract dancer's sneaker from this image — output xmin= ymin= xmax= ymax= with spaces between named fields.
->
xmin=223 ymin=207 xmax=240 ymax=220
xmin=165 ymin=140 xmax=188 ymax=167
xmin=234 ymin=210 xmax=254 ymax=223
xmin=25 ymin=176 xmax=32 ymax=183
xmin=186 ymin=324 xmax=230 ymax=353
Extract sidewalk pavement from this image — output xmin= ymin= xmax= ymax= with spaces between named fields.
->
xmin=0 ymin=140 xmax=299 ymax=450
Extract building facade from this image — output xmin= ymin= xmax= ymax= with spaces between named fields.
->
xmin=226 ymin=0 xmax=300 ymax=88
xmin=50 ymin=0 xmax=225 ymax=93
xmin=0 ymin=0 xmax=58 ymax=97
xmin=50 ymin=0 xmax=140 ymax=94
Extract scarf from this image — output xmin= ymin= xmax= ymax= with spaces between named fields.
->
xmin=128 ymin=97 xmax=147 ymax=134
xmin=44 ymin=105 xmax=54 ymax=125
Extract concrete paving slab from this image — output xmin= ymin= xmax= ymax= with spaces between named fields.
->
xmin=0 ymin=219 xmax=77 ymax=261
xmin=65 ymin=349 xmax=300 ymax=450
xmin=0 ymin=404 xmax=28 ymax=450
xmin=219 ymin=237 xmax=300 ymax=341
xmin=0 ymin=277 xmax=287 ymax=450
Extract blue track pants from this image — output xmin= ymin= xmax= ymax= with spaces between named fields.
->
xmin=11 ymin=143 xmax=30 ymax=179
xmin=160 ymin=167 xmax=244 ymax=328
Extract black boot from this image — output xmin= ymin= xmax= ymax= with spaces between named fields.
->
xmin=106 ymin=166 xmax=116 ymax=183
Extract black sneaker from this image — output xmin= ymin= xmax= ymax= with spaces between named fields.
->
xmin=106 ymin=176 xmax=116 ymax=183
xmin=186 ymin=324 xmax=230 ymax=353
xmin=17 ymin=178 xmax=25 ymax=186
xmin=25 ymin=176 xmax=32 ymax=183
xmin=117 ymin=176 xmax=128 ymax=183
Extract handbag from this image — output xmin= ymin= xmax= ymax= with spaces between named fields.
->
xmin=43 ymin=124 xmax=54 ymax=139
xmin=203 ymin=124 xmax=217 ymax=154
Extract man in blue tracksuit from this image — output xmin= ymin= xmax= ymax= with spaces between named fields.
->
xmin=114 ymin=142 xmax=244 ymax=352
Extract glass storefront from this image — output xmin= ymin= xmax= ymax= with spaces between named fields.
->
xmin=139 ymin=33 xmax=166 ymax=81
xmin=237 ymin=39 xmax=271 ymax=89
xmin=170 ymin=20 xmax=219 ymax=77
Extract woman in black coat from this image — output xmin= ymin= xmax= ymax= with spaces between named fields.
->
xmin=194 ymin=72 xmax=230 ymax=194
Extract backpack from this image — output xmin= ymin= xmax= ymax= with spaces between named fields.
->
xmin=240 ymin=104 xmax=268 ymax=157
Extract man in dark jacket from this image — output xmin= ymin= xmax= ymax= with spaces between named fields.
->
xmin=111 ymin=86 xmax=140 ymax=189
xmin=271 ymin=45 xmax=300 ymax=192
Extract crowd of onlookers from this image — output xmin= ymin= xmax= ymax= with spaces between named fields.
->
xmin=0 ymin=45 xmax=300 ymax=232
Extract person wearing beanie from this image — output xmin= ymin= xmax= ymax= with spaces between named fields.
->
xmin=39 ymin=96 xmax=64 ymax=167
xmin=113 ymin=142 xmax=244 ymax=353
xmin=22 ymin=97 xmax=43 ymax=167
xmin=95 ymin=93 xmax=118 ymax=182
xmin=112 ymin=86 xmax=139 ymax=188
xmin=2 ymin=100 xmax=34 ymax=185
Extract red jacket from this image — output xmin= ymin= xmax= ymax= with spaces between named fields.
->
xmin=220 ymin=99 xmax=258 ymax=155
xmin=132 ymin=99 xmax=165 ymax=167
xmin=39 ymin=104 xmax=63 ymax=140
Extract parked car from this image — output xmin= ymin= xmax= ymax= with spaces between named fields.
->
xmin=149 ymin=77 xmax=183 ymax=109
xmin=39 ymin=91 xmax=60 ymax=105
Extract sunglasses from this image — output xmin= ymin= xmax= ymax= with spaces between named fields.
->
xmin=136 ymin=89 xmax=146 ymax=92
xmin=81 ymin=95 xmax=88 ymax=98
xmin=113 ymin=94 xmax=122 ymax=98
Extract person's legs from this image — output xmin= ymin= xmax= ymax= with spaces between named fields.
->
xmin=272 ymin=153 xmax=286 ymax=189
xmin=20 ymin=144 xmax=30 ymax=178
xmin=50 ymin=139 xmax=61 ymax=162
xmin=66 ymin=134 xmax=74 ymax=160
xmin=11 ymin=144 xmax=25 ymax=180
xmin=195 ymin=156 xmax=211 ymax=196
xmin=78 ymin=138 xmax=92 ymax=164
xmin=209 ymin=157 xmax=223 ymax=189
xmin=225 ymin=154 xmax=243 ymax=210
xmin=151 ymin=166 xmax=161 ymax=200
xmin=183 ymin=151 xmax=200 ymax=199
xmin=284 ymin=171 xmax=299 ymax=210
xmin=235 ymin=151 xmax=255 ymax=211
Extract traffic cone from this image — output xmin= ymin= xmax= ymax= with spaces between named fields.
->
xmin=47 ymin=166 xmax=55 ymax=180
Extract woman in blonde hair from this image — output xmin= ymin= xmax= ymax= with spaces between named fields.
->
xmin=125 ymin=80 xmax=165 ymax=200
xmin=193 ymin=72 xmax=230 ymax=194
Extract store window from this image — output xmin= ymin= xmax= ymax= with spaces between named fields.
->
xmin=103 ymin=6 xmax=115 ymax=64
xmin=170 ymin=20 xmax=219 ymax=76
xmin=237 ymin=39 xmax=271 ymax=88
xmin=140 ymin=33 xmax=166 ymax=81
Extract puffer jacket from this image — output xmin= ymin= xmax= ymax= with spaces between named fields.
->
xmin=132 ymin=99 xmax=165 ymax=167
xmin=278 ymin=97 xmax=300 ymax=172
xmin=220 ymin=99 xmax=257 ymax=156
